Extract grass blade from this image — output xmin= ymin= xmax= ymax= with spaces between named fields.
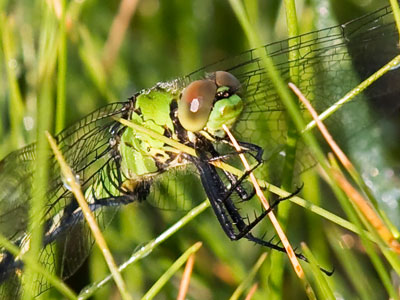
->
xmin=46 ymin=132 xmax=132 ymax=300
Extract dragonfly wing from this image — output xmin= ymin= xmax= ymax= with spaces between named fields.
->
xmin=180 ymin=6 xmax=399 ymax=181
xmin=146 ymin=164 xmax=206 ymax=211
xmin=0 ymin=101 xmax=131 ymax=298
xmin=0 ymin=144 xmax=35 ymax=240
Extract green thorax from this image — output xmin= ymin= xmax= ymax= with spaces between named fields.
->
xmin=119 ymin=87 xmax=179 ymax=178
xmin=119 ymin=72 xmax=244 ymax=179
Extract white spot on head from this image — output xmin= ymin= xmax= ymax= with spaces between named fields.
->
xmin=190 ymin=98 xmax=200 ymax=112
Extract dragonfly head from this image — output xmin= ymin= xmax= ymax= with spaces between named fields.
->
xmin=177 ymin=71 xmax=243 ymax=137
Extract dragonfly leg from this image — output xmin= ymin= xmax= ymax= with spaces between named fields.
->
xmin=207 ymin=140 xmax=263 ymax=163
xmin=193 ymin=148 xmax=332 ymax=275
xmin=244 ymin=233 xmax=333 ymax=276
xmin=207 ymin=141 xmax=264 ymax=201
xmin=192 ymin=152 xmax=278 ymax=241
xmin=193 ymin=147 xmax=302 ymax=241
xmin=220 ymin=181 xmax=303 ymax=239
xmin=219 ymin=184 xmax=334 ymax=275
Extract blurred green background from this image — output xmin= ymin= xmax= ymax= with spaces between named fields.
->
xmin=0 ymin=0 xmax=398 ymax=299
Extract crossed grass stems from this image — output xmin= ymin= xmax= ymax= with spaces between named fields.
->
xmin=46 ymin=116 xmax=314 ymax=299
xmin=4 ymin=1 xmax=400 ymax=298
xmin=6 ymin=60 xmax=400 ymax=298
xmin=52 ymin=44 xmax=400 ymax=295
xmin=6 ymin=46 xmax=400 ymax=298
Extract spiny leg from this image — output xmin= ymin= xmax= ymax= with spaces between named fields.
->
xmin=195 ymin=146 xmax=304 ymax=245
xmin=192 ymin=151 xmax=280 ymax=242
xmin=207 ymin=141 xmax=264 ymax=201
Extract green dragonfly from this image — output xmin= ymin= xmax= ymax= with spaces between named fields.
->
xmin=0 ymin=4 xmax=399 ymax=298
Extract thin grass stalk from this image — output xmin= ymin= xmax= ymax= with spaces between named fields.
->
xmin=22 ymin=3 xmax=56 ymax=298
xmin=280 ymin=0 xmax=300 ymax=189
xmin=326 ymin=229 xmax=377 ymax=299
xmin=291 ymin=87 xmax=398 ymax=297
xmin=327 ymin=164 xmax=398 ymax=298
xmin=291 ymin=81 xmax=400 ymax=293
xmin=46 ymin=132 xmax=132 ymax=300
xmin=272 ymin=1 xmax=301 ymax=297
xmin=23 ymin=71 xmax=53 ymax=300
xmin=300 ymin=8 xmax=400 ymax=231
xmin=301 ymin=243 xmax=335 ymax=300
xmin=304 ymin=54 xmax=400 ymax=132
xmin=224 ymin=125 xmax=317 ymax=300
xmin=0 ymin=234 xmax=77 ymax=299
xmin=229 ymin=253 xmax=267 ymax=300
xmin=223 ymin=124 xmax=304 ymax=276
xmin=390 ymin=0 xmax=400 ymax=39
xmin=0 ymin=13 xmax=24 ymax=149
xmin=230 ymin=0 xmax=398 ymax=294
xmin=244 ymin=283 xmax=258 ymax=300
xmin=177 ymin=252 xmax=196 ymax=300
xmin=289 ymin=82 xmax=400 ymax=254
xmin=226 ymin=2 xmax=400 ymax=298
xmin=102 ymin=0 xmax=138 ymax=72
xmin=227 ymin=2 xmax=324 ymax=297
xmin=55 ymin=0 xmax=67 ymax=133
xmin=78 ymin=25 xmax=116 ymax=102
xmin=77 ymin=201 xmax=210 ymax=299
xmin=141 ymin=242 xmax=202 ymax=300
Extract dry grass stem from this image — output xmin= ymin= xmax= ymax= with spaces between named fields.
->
xmin=289 ymin=82 xmax=400 ymax=254
xmin=244 ymin=283 xmax=258 ymax=300
xmin=46 ymin=131 xmax=132 ymax=300
xmin=102 ymin=0 xmax=139 ymax=71
xmin=222 ymin=124 xmax=305 ymax=279
xmin=333 ymin=169 xmax=400 ymax=253
xmin=177 ymin=253 xmax=196 ymax=300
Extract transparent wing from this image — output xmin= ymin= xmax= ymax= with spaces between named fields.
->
xmin=0 ymin=101 xmax=130 ymax=297
xmin=180 ymin=5 xmax=399 ymax=178
xmin=146 ymin=164 xmax=205 ymax=211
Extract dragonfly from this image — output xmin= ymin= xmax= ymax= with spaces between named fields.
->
xmin=1 ymin=4 xmax=399 ymax=298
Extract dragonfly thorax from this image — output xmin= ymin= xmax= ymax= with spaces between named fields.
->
xmin=116 ymin=71 xmax=244 ymax=188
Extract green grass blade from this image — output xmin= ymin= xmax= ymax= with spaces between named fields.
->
xmin=0 ymin=12 xmax=24 ymax=149
xmin=55 ymin=0 xmax=67 ymax=133
xmin=0 ymin=234 xmax=77 ymax=300
xmin=46 ymin=132 xmax=132 ymax=300
xmin=22 ymin=2 xmax=56 ymax=298
xmin=141 ymin=242 xmax=202 ymax=300
xmin=78 ymin=200 xmax=210 ymax=299
xmin=229 ymin=252 xmax=267 ymax=300
xmin=301 ymin=242 xmax=335 ymax=300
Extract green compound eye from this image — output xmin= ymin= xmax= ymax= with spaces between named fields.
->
xmin=178 ymin=79 xmax=217 ymax=132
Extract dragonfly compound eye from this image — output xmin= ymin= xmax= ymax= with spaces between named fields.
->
xmin=205 ymin=71 xmax=243 ymax=137
xmin=178 ymin=79 xmax=217 ymax=132
xmin=214 ymin=71 xmax=241 ymax=94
